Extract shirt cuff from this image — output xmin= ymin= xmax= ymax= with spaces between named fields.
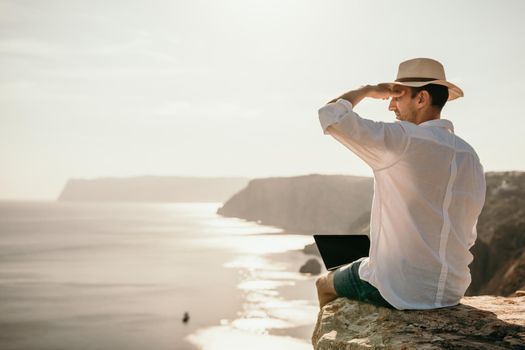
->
xmin=318 ymin=98 xmax=354 ymax=135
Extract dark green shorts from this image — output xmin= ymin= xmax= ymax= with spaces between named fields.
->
xmin=333 ymin=257 xmax=395 ymax=309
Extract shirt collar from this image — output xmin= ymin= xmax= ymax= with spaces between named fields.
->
xmin=419 ymin=118 xmax=454 ymax=133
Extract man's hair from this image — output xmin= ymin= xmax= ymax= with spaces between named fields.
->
xmin=409 ymin=84 xmax=449 ymax=110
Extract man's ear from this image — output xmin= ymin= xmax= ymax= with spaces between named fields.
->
xmin=419 ymin=90 xmax=430 ymax=106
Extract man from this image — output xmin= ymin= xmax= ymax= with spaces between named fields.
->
xmin=316 ymin=58 xmax=486 ymax=310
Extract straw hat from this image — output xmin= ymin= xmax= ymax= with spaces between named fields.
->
xmin=384 ymin=58 xmax=464 ymax=101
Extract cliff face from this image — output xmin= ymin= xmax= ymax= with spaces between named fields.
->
xmin=312 ymin=296 xmax=525 ymax=349
xmin=218 ymin=172 xmax=525 ymax=297
xmin=217 ymin=174 xmax=373 ymax=234
xmin=467 ymin=171 xmax=525 ymax=295
xmin=58 ymin=176 xmax=249 ymax=203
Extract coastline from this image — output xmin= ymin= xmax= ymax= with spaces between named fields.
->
xmin=185 ymin=234 xmax=320 ymax=350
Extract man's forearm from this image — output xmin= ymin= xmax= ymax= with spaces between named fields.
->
xmin=327 ymin=85 xmax=371 ymax=106
xmin=326 ymin=84 xmax=397 ymax=106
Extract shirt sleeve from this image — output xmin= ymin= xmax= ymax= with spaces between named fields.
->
xmin=318 ymin=98 xmax=410 ymax=170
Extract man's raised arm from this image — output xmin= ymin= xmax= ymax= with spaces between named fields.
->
xmin=327 ymin=84 xmax=404 ymax=106
xmin=318 ymin=84 xmax=409 ymax=171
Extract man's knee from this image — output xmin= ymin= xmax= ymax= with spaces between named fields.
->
xmin=315 ymin=275 xmax=325 ymax=291
xmin=316 ymin=272 xmax=337 ymax=296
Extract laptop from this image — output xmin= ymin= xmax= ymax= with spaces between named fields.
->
xmin=313 ymin=234 xmax=370 ymax=271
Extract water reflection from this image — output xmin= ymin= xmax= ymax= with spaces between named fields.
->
xmin=192 ymin=234 xmax=312 ymax=254
xmin=187 ymin=232 xmax=318 ymax=349
xmin=187 ymin=326 xmax=311 ymax=350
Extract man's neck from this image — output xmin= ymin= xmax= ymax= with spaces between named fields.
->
xmin=415 ymin=109 xmax=441 ymax=125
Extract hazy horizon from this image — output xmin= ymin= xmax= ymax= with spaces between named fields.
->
xmin=1 ymin=169 xmax=523 ymax=201
xmin=2 ymin=0 xmax=525 ymax=199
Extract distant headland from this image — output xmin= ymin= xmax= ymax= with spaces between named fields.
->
xmin=57 ymin=176 xmax=250 ymax=203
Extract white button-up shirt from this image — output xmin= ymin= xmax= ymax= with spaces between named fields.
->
xmin=318 ymin=98 xmax=486 ymax=310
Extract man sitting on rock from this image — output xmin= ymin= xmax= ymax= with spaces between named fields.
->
xmin=315 ymin=58 xmax=486 ymax=310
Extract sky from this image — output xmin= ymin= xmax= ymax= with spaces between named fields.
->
xmin=1 ymin=0 xmax=524 ymax=199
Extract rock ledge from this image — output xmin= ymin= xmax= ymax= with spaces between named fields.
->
xmin=312 ymin=296 xmax=525 ymax=349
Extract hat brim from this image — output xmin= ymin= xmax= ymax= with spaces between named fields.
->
xmin=382 ymin=80 xmax=464 ymax=101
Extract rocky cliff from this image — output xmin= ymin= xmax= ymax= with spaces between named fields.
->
xmin=58 ymin=176 xmax=249 ymax=202
xmin=312 ymin=296 xmax=525 ymax=349
xmin=467 ymin=171 xmax=525 ymax=295
xmin=218 ymin=172 xmax=525 ymax=297
xmin=217 ymin=174 xmax=373 ymax=234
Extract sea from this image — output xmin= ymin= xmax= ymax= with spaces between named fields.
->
xmin=0 ymin=200 xmax=319 ymax=350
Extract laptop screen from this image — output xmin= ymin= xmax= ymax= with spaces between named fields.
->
xmin=313 ymin=234 xmax=370 ymax=271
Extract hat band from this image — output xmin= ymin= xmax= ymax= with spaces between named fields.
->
xmin=395 ymin=77 xmax=439 ymax=82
